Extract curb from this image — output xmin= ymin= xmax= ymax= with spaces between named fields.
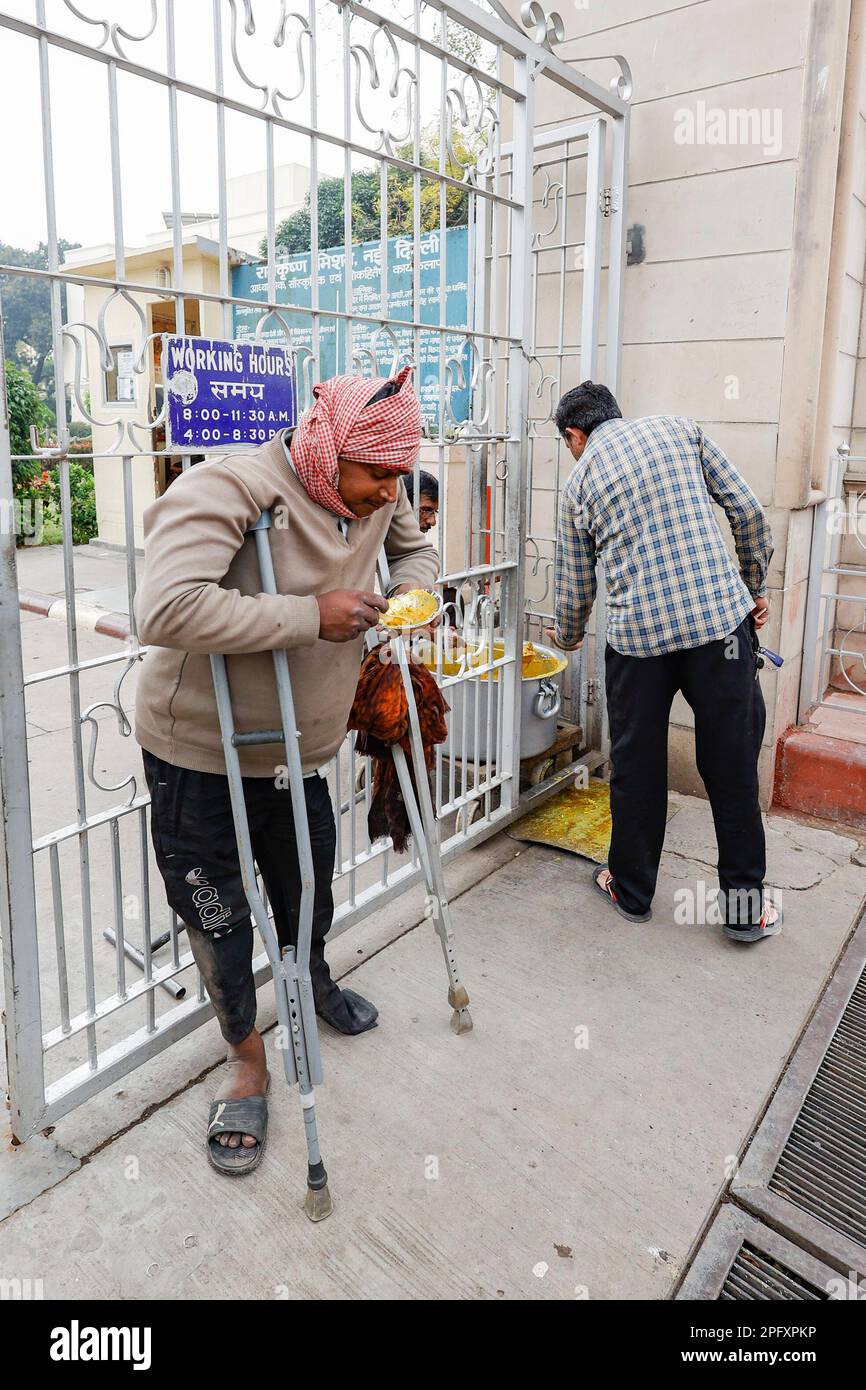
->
xmin=19 ymin=588 xmax=131 ymax=641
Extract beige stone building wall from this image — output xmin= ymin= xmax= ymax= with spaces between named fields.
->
xmin=506 ymin=0 xmax=864 ymax=802
xmin=834 ymin=1 xmax=866 ymax=675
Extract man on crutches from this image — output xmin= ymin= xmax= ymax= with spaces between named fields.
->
xmin=134 ymin=367 xmax=437 ymax=1176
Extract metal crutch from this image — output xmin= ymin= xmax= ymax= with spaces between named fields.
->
xmin=209 ymin=508 xmax=332 ymax=1222
xmin=373 ymin=553 xmax=472 ymax=1034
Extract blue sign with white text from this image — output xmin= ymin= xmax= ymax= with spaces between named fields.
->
xmin=163 ymin=336 xmax=297 ymax=450
xmin=231 ymin=227 xmax=470 ymax=425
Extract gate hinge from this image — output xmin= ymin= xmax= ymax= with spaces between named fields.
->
xmin=599 ymin=188 xmax=620 ymax=217
xmin=586 ymin=679 xmax=597 ymax=705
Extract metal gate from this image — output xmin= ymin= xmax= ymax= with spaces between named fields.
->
xmin=799 ymin=443 xmax=866 ymax=718
xmin=0 ymin=0 xmax=629 ymax=1139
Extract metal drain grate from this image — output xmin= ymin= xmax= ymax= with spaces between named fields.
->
xmin=681 ymin=1206 xmax=845 ymax=1301
xmin=769 ymin=967 xmax=866 ymax=1244
xmin=678 ymin=1207 xmax=839 ymax=1300
xmin=721 ymin=1242 xmax=829 ymax=1300
xmin=732 ymin=913 xmax=866 ymax=1276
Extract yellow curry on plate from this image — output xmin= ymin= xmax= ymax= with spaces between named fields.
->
xmin=380 ymin=588 xmax=440 ymax=629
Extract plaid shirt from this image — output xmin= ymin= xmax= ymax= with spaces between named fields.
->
xmin=554 ymin=416 xmax=773 ymax=657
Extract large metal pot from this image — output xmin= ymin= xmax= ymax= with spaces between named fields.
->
xmin=441 ymin=643 xmax=565 ymax=764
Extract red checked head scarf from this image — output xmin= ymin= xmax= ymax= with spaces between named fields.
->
xmin=289 ymin=366 xmax=422 ymax=519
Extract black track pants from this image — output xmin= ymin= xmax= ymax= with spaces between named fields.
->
xmin=605 ymin=615 xmax=767 ymax=924
xmin=143 ymin=750 xmax=338 ymax=1043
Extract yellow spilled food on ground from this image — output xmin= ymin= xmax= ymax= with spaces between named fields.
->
xmin=508 ymin=779 xmax=615 ymax=862
xmin=508 ymin=779 xmax=678 ymax=861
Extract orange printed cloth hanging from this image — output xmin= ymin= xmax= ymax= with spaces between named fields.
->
xmin=348 ymin=650 xmax=449 ymax=853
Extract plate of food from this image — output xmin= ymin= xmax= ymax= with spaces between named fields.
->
xmin=379 ymin=588 xmax=443 ymax=631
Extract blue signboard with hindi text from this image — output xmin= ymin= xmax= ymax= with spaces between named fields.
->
xmin=231 ymin=227 xmax=470 ymax=425
xmin=162 ymin=336 xmax=297 ymax=449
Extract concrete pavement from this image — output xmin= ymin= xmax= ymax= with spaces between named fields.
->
xmin=1 ymin=784 xmax=863 ymax=1296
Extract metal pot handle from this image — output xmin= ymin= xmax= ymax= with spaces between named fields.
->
xmin=533 ymin=679 xmax=561 ymax=720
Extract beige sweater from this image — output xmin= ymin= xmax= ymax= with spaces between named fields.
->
xmin=134 ymin=432 xmax=438 ymax=776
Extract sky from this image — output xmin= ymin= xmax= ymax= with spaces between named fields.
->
xmin=0 ymin=0 xmax=497 ymax=254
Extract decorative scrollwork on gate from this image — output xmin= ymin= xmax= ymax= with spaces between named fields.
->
xmin=520 ymin=1 xmax=565 ymax=50
xmin=526 ymin=356 xmax=558 ymax=434
xmin=226 ymin=0 xmax=311 ymax=114
xmin=97 ymin=291 xmax=159 ymax=452
xmin=127 ymin=328 xmax=177 ymax=452
xmin=566 ymin=51 xmax=634 ymax=102
xmin=61 ymin=322 xmax=126 ymax=455
xmin=291 ymin=344 xmax=319 ymax=412
xmin=252 ymin=306 xmax=299 ymax=348
xmin=834 ymin=486 xmax=866 ymax=696
xmin=847 ymin=488 xmax=866 ymax=558
xmin=523 ymin=540 xmax=554 ymax=612
xmin=445 ymin=72 xmax=498 ymax=182
xmin=445 ymin=335 xmax=494 ymax=436
xmin=837 ymin=624 xmax=866 ymax=697
xmin=531 ymin=169 xmax=564 ymax=250
xmin=351 ymin=323 xmax=414 ymax=379
xmin=62 ymin=0 xmax=158 ymax=59
xmin=350 ymin=20 xmax=416 ymax=152
xmin=80 ymin=655 xmax=141 ymax=804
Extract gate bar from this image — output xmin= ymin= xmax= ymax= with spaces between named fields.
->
xmin=0 ymin=318 xmax=47 ymax=1140
xmin=501 ymin=51 xmax=535 ymax=811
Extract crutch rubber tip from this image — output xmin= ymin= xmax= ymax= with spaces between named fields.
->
xmin=450 ymin=1007 xmax=473 ymax=1035
xmin=304 ymin=1183 xmax=334 ymax=1223
xmin=448 ymin=984 xmax=470 ymax=1011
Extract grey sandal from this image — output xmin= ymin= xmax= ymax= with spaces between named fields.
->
xmin=591 ymin=864 xmax=652 ymax=923
xmin=724 ymin=901 xmax=784 ymax=943
xmin=206 ymin=1073 xmax=271 ymax=1176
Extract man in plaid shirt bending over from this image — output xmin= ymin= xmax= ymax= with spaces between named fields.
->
xmin=551 ymin=381 xmax=779 ymax=943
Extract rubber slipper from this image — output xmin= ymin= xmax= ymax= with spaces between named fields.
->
xmin=591 ymin=864 xmax=652 ymax=923
xmin=206 ymin=1073 xmax=271 ymax=1176
xmin=724 ymin=901 xmax=783 ymax=943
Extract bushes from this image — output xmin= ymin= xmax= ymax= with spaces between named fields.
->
xmin=7 ymin=462 xmax=97 ymax=547
xmin=5 ymin=360 xmax=97 ymax=545
xmin=43 ymin=461 xmax=98 ymax=546
xmin=7 ymin=360 xmax=50 ymax=541
xmin=6 ymin=360 xmax=51 ymax=543
xmin=5 ymin=359 xmax=48 ymax=464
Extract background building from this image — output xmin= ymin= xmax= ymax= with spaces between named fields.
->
xmin=62 ymin=164 xmax=309 ymax=547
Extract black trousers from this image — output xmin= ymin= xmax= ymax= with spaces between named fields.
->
xmin=605 ymin=615 xmax=767 ymax=924
xmin=142 ymin=750 xmax=338 ymax=1044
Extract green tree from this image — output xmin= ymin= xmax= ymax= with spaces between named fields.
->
xmin=4 ymin=359 xmax=48 ymax=471
xmin=266 ymin=128 xmax=483 ymax=256
xmin=0 ymin=239 xmax=80 ymax=419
